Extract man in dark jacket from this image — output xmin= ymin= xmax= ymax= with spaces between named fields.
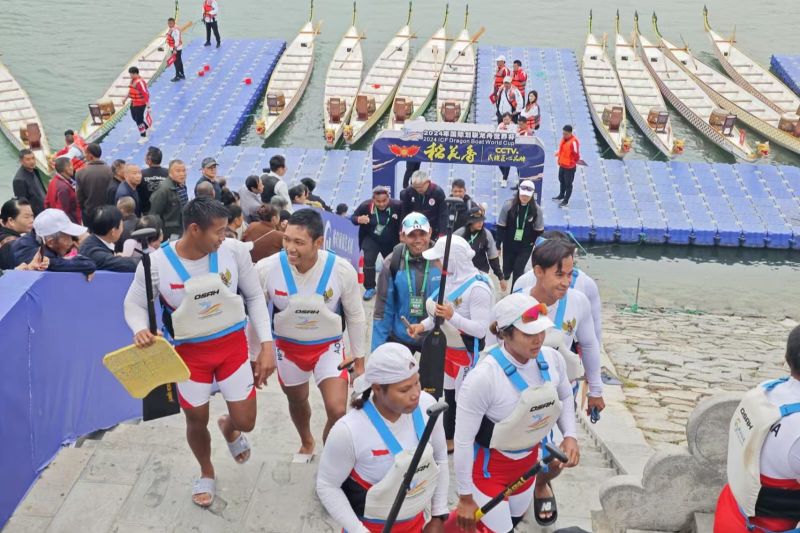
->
xmin=260 ymin=154 xmax=290 ymax=205
xmin=149 ymin=159 xmax=188 ymax=239
xmin=106 ymin=159 xmax=127 ymax=205
xmin=450 ymin=178 xmax=477 ymax=230
xmin=76 ymin=143 xmax=113 ymax=223
xmin=195 ymin=157 xmax=222 ymax=199
xmin=300 ymin=177 xmax=331 ymax=211
xmin=79 ymin=205 xmax=138 ymax=272
xmin=139 ymin=146 xmax=169 ymax=213
xmin=399 ymin=170 xmax=448 ymax=237
xmin=9 ymin=209 xmax=95 ymax=274
xmin=12 ymin=149 xmax=47 ymax=215
xmin=371 ymin=212 xmax=441 ymax=354
xmin=115 ymin=164 xmax=143 ymax=216
xmin=351 ymin=186 xmax=402 ymax=300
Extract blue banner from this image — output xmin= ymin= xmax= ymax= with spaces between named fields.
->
xmin=294 ymin=206 xmax=361 ymax=270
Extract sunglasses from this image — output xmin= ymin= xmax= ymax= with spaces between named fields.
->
xmin=403 ymin=216 xmax=428 ymax=229
xmin=518 ymin=303 xmax=548 ymax=324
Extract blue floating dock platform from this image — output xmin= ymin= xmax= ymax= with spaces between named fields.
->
xmin=771 ymin=55 xmax=800 ymax=96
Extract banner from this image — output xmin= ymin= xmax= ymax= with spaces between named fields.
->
xmin=294 ymin=206 xmax=360 ymax=270
xmin=372 ymin=121 xmax=546 ymax=203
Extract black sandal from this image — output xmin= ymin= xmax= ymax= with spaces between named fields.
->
xmin=533 ymin=481 xmax=558 ymax=526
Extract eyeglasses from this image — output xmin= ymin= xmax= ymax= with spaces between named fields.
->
xmin=518 ymin=303 xmax=548 ymax=324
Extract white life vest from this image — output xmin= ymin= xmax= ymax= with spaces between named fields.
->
xmin=478 ymin=347 xmax=562 ymax=452
xmin=543 ymin=288 xmax=585 ymax=382
xmin=425 ymin=274 xmax=490 ymax=354
xmin=272 ymin=250 xmax=343 ymax=345
xmin=360 ymin=400 xmax=439 ymax=522
xmin=727 ymin=377 xmax=800 ymax=518
xmin=161 ymin=243 xmax=246 ymax=345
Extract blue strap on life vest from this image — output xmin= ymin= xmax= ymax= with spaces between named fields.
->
xmin=762 ymin=377 xmax=800 ymax=417
xmin=570 ymin=268 xmax=580 ymax=289
xmin=162 ymin=242 xmax=197 ymax=282
xmin=279 ymin=250 xmax=337 ymax=296
xmin=316 ymin=251 xmax=337 ymax=296
xmin=363 ymin=400 xmax=424 ymax=457
xmin=278 ymin=250 xmax=298 ymax=295
xmin=430 ymin=274 xmax=488 ymax=302
xmin=489 ymin=347 xmax=551 ymax=391
xmin=553 ymin=291 xmax=569 ymax=330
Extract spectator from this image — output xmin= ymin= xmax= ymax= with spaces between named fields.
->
xmin=195 ymin=157 xmax=223 ymax=199
xmin=226 ymin=204 xmax=244 ymax=239
xmin=239 ymin=175 xmax=263 ymax=222
xmin=139 ymin=146 xmax=169 ymax=213
xmin=490 ymin=76 xmax=523 ymax=124
xmin=520 ymin=90 xmax=541 ymax=132
xmin=106 ymin=159 xmax=127 ymax=205
xmin=553 ymin=124 xmax=581 ymax=207
xmin=278 ymin=209 xmax=290 ymax=231
xmin=149 ymin=159 xmax=188 ymax=240
xmin=399 ymin=170 xmax=447 ymax=237
xmin=76 ymin=143 xmax=113 ymax=224
xmin=195 ymin=180 xmax=216 ymax=199
xmin=492 ymin=55 xmax=511 ymax=92
xmin=8 ymin=209 xmax=95 ymax=273
xmin=511 ymin=59 xmax=528 ymax=93
xmin=496 ymin=179 xmax=544 ymax=288
xmin=0 ymin=198 xmax=34 ymax=248
xmin=121 ymin=215 xmax=164 ymax=257
xmin=12 ymin=149 xmax=47 ymax=215
xmin=496 ymin=112 xmax=517 ymax=187
xmin=450 ymin=178 xmax=477 ymax=230
xmin=454 ymin=205 xmax=507 ymax=291
xmin=79 ymin=205 xmax=138 ymax=272
xmin=45 ymin=157 xmax=81 ymax=223
xmin=115 ymin=164 xmax=143 ymax=216
xmin=219 ymin=185 xmax=237 ymax=206
xmin=242 ymin=204 xmax=283 ymax=262
xmin=300 ymin=177 xmax=330 ymax=211
xmin=116 ymin=196 xmax=139 ymax=252
xmin=351 ymin=186 xmax=402 ymax=300
xmin=289 ymin=183 xmax=309 ymax=210
xmin=270 ymin=194 xmax=289 ymax=214
xmin=260 ymin=155 xmax=291 ymax=206
xmin=335 ymin=203 xmax=348 ymax=216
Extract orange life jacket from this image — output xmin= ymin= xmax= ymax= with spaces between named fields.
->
xmin=129 ymin=78 xmax=149 ymax=107
xmin=557 ymin=135 xmax=581 ymax=169
xmin=203 ymin=0 xmax=216 ymax=19
xmin=512 ymin=68 xmax=528 ymax=93
xmin=493 ymin=66 xmax=510 ymax=90
xmin=166 ymin=27 xmax=182 ymax=49
xmin=55 ymin=135 xmax=87 ymax=171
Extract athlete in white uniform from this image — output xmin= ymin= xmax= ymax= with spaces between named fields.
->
xmin=254 ymin=208 xmax=366 ymax=461
xmin=714 ymin=325 xmax=800 ymax=533
xmin=124 ymin=197 xmax=275 ymax=507
xmin=517 ymin=230 xmax=602 ymax=345
xmin=316 ymin=343 xmax=450 ymax=533
xmin=407 ymin=235 xmax=493 ymax=450
xmin=453 ymin=294 xmax=578 ymax=532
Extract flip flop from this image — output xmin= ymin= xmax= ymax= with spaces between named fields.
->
xmin=225 ymin=433 xmax=251 ymax=464
xmin=292 ymin=452 xmax=315 ymax=464
xmin=533 ymin=481 xmax=558 ymax=526
xmin=192 ymin=477 xmax=215 ymax=508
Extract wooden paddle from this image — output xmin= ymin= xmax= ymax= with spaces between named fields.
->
xmin=418 ymin=197 xmax=464 ymax=399
xmin=444 ymin=27 xmax=485 ymax=71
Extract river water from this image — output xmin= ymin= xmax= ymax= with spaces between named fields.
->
xmin=1 ymin=0 xmax=798 ymax=314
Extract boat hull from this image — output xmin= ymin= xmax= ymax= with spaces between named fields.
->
xmin=436 ymin=29 xmax=475 ymax=123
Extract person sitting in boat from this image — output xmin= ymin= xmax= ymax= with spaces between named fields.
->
xmin=316 ymin=342 xmax=450 ymax=533
xmin=713 ymin=325 xmax=800 ymax=532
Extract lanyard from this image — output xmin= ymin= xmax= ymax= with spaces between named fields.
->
xmin=374 ymin=206 xmax=391 ymax=225
xmin=405 ymin=249 xmax=429 ymax=298
xmin=516 ymin=204 xmax=530 ymax=231
xmin=468 ymin=231 xmax=479 ymax=244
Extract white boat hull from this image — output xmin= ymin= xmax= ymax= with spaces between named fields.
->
xmin=0 ymin=62 xmax=51 ymax=176
xmin=581 ymin=33 xmax=628 ymax=158
xmin=323 ymin=26 xmax=363 ymax=148
xmin=436 ymin=29 xmax=475 ymax=123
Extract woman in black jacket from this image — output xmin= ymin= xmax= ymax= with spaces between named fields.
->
xmin=495 ymin=179 xmax=544 ymax=289
xmin=454 ymin=205 xmax=507 ymax=292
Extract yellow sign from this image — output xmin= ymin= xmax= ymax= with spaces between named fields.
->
xmin=103 ymin=337 xmax=190 ymax=399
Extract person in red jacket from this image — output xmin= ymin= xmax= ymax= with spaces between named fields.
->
xmin=493 ymin=55 xmax=511 ymax=92
xmin=45 ymin=157 xmax=81 ymax=224
xmin=54 ymin=129 xmax=87 ymax=172
xmin=511 ymin=59 xmax=528 ymax=94
xmin=553 ymin=125 xmax=581 ymax=208
xmin=124 ymin=66 xmax=151 ymax=143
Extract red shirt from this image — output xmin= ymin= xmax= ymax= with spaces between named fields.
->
xmin=557 ymin=135 xmax=581 ymax=169
xmin=45 ymin=174 xmax=82 ymax=224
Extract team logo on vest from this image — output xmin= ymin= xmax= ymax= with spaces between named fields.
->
xmin=220 ymin=269 xmax=232 ymax=287
xmin=323 ymin=287 xmax=334 ymax=303
xmin=453 ymin=297 xmax=463 ymax=308
xmin=562 ymin=317 xmax=577 ymax=336
xmin=198 ymin=301 xmax=223 ymax=319
xmin=296 ymin=316 xmax=320 ymax=330
xmin=528 ymin=413 xmax=553 ymax=432
xmin=406 ymin=464 xmax=432 ymax=497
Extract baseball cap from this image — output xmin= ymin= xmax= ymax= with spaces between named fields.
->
xmin=503 ymin=76 xmax=512 ymax=83
xmin=33 ymin=209 xmax=87 ymax=238
xmin=423 ymin=234 xmax=474 ymax=261
xmin=496 ymin=55 xmax=506 ymax=62
xmin=201 ymin=157 xmax=218 ymax=169
xmin=466 ymin=205 xmax=485 ymax=223
xmin=518 ymin=179 xmax=535 ymax=197
xmin=493 ymin=293 xmax=554 ymax=335
xmin=401 ymin=212 xmax=431 ymax=235
xmin=353 ymin=343 xmax=419 ymax=394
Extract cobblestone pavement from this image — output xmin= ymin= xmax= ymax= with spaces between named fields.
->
xmin=604 ymin=306 xmax=798 ymax=449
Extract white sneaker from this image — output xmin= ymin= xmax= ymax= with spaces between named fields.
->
xmin=500 ymin=178 xmax=508 ymax=188
xmin=138 ymin=135 xmax=148 ymax=144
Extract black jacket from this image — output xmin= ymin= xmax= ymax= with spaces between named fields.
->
xmin=10 ymin=232 xmax=96 ymax=274
xmin=139 ymin=166 xmax=169 ymax=214
xmin=12 ymin=166 xmax=47 ymax=215
xmin=79 ymin=234 xmax=138 ymax=272
xmin=351 ymin=198 xmax=403 ymax=247
xmin=400 ymin=183 xmax=448 ymax=237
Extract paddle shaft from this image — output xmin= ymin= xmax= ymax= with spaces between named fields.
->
xmin=382 ymin=401 xmax=448 ymax=533
xmin=474 ymin=443 xmax=567 ymax=520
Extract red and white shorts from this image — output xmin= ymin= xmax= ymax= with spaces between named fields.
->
xmin=275 ymin=338 xmax=348 ymax=387
xmin=713 ymin=483 xmax=800 ymax=533
xmin=175 ymin=329 xmax=255 ymax=409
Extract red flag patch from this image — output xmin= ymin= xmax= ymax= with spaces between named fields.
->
xmin=275 ymin=290 xmax=288 ymax=297
xmin=371 ymin=449 xmax=390 ymax=456
xmin=169 ymin=283 xmax=184 ymax=290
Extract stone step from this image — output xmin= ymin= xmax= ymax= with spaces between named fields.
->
xmin=691 ymin=512 xmax=714 ymax=533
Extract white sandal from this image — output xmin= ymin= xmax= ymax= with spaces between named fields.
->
xmin=226 ymin=433 xmax=251 ymax=464
xmin=192 ymin=477 xmax=215 ymax=508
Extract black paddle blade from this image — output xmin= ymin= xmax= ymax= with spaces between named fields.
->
xmin=142 ymin=382 xmax=181 ymax=421
xmin=419 ymin=327 xmax=447 ymax=399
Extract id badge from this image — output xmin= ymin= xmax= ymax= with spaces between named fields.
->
xmin=409 ymin=295 xmax=425 ymax=318
xmin=374 ymin=224 xmax=385 ymax=236
xmin=514 ymin=228 xmax=524 ymax=241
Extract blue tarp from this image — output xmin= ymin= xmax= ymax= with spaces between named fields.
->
xmin=0 ymin=271 xmax=140 ymax=527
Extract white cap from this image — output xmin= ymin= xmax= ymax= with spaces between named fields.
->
xmin=422 ymin=234 xmax=475 ymax=261
xmin=33 ymin=209 xmax=87 ymax=238
xmin=353 ymin=343 xmax=419 ymax=394
xmin=503 ymin=75 xmax=512 ymax=83
xmin=401 ymin=212 xmax=431 ymax=235
xmin=496 ymin=55 xmax=506 ymax=62
xmin=492 ymin=293 xmax=554 ymax=335
xmin=518 ymin=179 xmax=535 ymax=197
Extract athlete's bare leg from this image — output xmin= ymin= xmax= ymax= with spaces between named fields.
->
xmin=281 ymin=381 xmax=316 ymax=455
xmin=318 ymin=376 xmax=348 ymax=442
xmin=183 ymin=404 xmax=214 ymax=506
xmin=218 ymin=395 xmax=257 ymax=463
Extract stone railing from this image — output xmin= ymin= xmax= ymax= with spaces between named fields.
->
xmin=592 ymin=393 xmax=741 ymax=532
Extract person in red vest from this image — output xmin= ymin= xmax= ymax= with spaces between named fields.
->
xmin=54 ymin=129 xmax=87 ymax=172
xmin=493 ymin=55 xmax=511 ymax=92
xmin=553 ymin=125 xmax=581 ymax=208
xmin=512 ymin=59 xmax=528 ymax=94
xmin=45 ymin=157 xmax=82 ymax=224
xmin=490 ymin=76 xmax=524 ymax=124
xmin=202 ymin=0 xmax=221 ymax=48
xmin=166 ymin=17 xmax=185 ymax=82
xmin=123 ymin=67 xmax=151 ymax=143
